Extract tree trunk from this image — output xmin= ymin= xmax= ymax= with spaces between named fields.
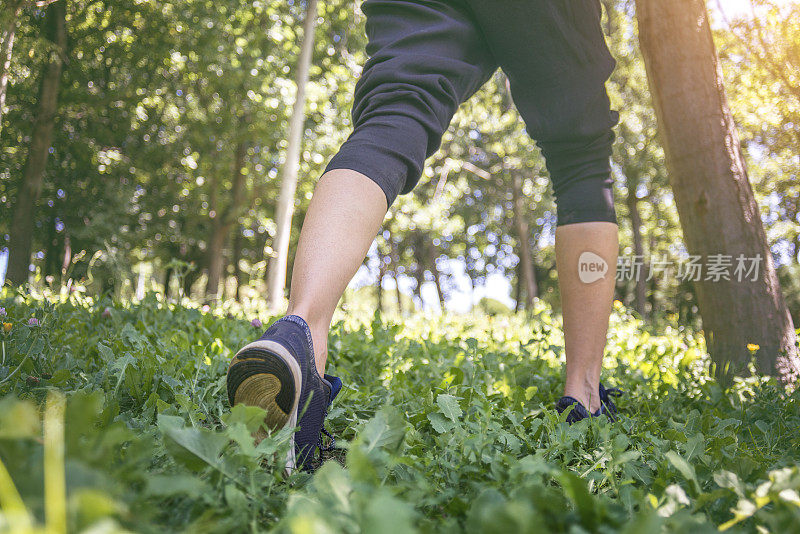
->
xmin=511 ymin=172 xmax=538 ymax=308
xmin=432 ymin=271 xmax=444 ymax=310
xmin=376 ymin=255 xmax=385 ymax=315
xmin=413 ymin=255 xmax=424 ymax=304
xmin=205 ymin=224 xmax=228 ymax=301
xmin=266 ymin=0 xmax=319 ymax=309
xmin=393 ymin=269 xmax=403 ymax=315
xmin=44 ymin=216 xmax=58 ymax=278
xmin=794 ymin=235 xmax=800 ymax=263
xmin=231 ymin=226 xmax=243 ymax=302
xmin=636 ymin=0 xmax=798 ymax=381
xmin=427 ymin=244 xmax=445 ymax=310
xmin=389 ymin=231 xmax=403 ymax=315
xmin=60 ymin=233 xmax=70 ymax=278
xmin=646 ymin=223 xmax=661 ymax=314
xmin=205 ymin=137 xmax=248 ymax=300
xmin=163 ymin=265 xmax=174 ymax=298
xmin=6 ymin=1 xmax=66 ymax=285
xmin=626 ymin=173 xmax=648 ymax=318
xmin=183 ymin=268 xmax=201 ymax=298
xmin=0 ymin=3 xmax=22 ymax=134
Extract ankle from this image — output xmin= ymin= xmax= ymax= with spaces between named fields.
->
xmin=283 ymin=308 xmax=329 ymax=376
xmin=314 ymin=345 xmax=328 ymax=376
xmin=563 ymin=380 xmax=601 ymax=413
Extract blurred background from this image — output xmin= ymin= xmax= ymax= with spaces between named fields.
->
xmin=1 ymin=0 xmax=798 ymax=328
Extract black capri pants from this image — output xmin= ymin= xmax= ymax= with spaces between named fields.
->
xmin=324 ymin=0 xmax=620 ymax=226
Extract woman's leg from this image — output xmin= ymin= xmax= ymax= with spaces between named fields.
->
xmin=286 ymin=169 xmax=388 ymax=376
xmin=556 ymin=222 xmax=618 ymax=413
xmin=282 ymin=0 xmax=495 ymax=375
xmin=467 ymin=0 xmax=621 ymax=413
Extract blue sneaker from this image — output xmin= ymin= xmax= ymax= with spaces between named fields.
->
xmin=555 ymin=383 xmax=623 ymax=423
xmin=226 ymin=315 xmax=342 ymax=472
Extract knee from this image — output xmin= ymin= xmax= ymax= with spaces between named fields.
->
xmin=553 ymin=181 xmax=617 ymax=226
xmin=325 ymin=113 xmax=431 ymax=207
xmin=540 ymin=130 xmax=617 ymax=226
xmin=327 ymin=65 xmax=460 ymax=207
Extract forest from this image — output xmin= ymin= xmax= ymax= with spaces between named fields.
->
xmin=0 ymin=0 xmax=799 ymax=532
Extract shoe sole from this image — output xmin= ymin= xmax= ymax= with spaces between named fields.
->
xmin=226 ymin=339 xmax=302 ymax=471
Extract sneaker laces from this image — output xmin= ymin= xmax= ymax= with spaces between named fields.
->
xmin=320 ymin=427 xmax=336 ymax=453
xmin=312 ymin=408 xmax=336 ymax=470
xmin=311 ymin=375 xmax=342 ymax=471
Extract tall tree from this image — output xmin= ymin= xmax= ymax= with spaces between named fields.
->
xmin=390 ymin=232 xmax=404 ymax=315
xmin=6 ymin=0 xmax=66 ymax=285
xmin=635 ymin=0 xmax=798 ymax=380
xmin=266 ymin=0 xmax=319 ymax=309
xmin=511 ymin=170 xmax=538 ymax=309
xmin=230 ymin=225 xmax=244 ymax=302
xmin=376 ymin=254 xmax=385 ymax=315
xmin=625 ymin=168 xmax=648 ymax=317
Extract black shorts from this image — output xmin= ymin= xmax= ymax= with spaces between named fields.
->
xmin=324 ymin=0 xmax=619 ymax=226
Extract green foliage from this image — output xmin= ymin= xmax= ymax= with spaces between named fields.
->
xmin=476 ymin=297 xmax=513 ymax=317
xmin=1 ymin=0 xmax=364 ymax=298
xmin=0 ymin=290 xmax=798 ymax=532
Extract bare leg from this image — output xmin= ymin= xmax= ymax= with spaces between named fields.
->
xmin=286 ymin=169 xmax=388 ymax=375
xmin=555 ymin=222 xmax=618 ymax=413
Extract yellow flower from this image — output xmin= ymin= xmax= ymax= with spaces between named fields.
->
xmin=204 ymin=356 xmax=212 ymax=366
xmin=747 ymin=343 xmax=760 ymax=352
xmin=2 ymin=323 xmax=11 ymax=333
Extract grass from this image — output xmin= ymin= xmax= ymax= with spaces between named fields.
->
xmin=0 ymin=288 xmax=799 ymax=533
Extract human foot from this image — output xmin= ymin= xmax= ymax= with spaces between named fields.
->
xmin=226 ymin=315 xmax=342 ymax=471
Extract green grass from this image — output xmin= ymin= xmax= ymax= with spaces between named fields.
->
xmin=0 ymin=289 xmax=799 ymax=533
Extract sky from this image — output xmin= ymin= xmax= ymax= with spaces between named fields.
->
xmin=350 ymin=240 xmax=516 ymax=314
xmin=715 ymin=0 xmax=753 ymax=16
xmin=710 ymin=0 xmax=791 ymax=23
